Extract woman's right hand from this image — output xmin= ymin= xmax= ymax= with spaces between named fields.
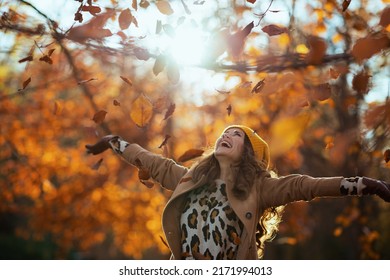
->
xmin=85 ymin=135 xmax=119 ymax=155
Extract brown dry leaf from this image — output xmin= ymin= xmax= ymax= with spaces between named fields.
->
xmin=163 ymin=103 xmax=176 ymax=120
xmin=132 ymin=0 xmax=138 ymax=10
xmin=247 ymin=0 xmax=256 ymax=3
xmin=379 ymin=7 xmax=390 ymax=28
xmin=130 ymin=94 xmax=153 ymax=128
xmin=120 ymin=76 xmax=133 ymax=86
xmin=156 ymin=0 xmax=174 ymax=15
xmin=18 ymin=77 xmax=31 ymax=91
xmin=140 ymin=0 xmax=150 ymax=8
xmin=158 ymin=134 xmax=171 ymax=148
xmin=47 ymin=49 xmax=55 ymax=57
xmin=352 ymin=71 xmax=371 ymax=95
xmin=305 ymin=36 xmax=327 ymax=65
xmin=53 ymin=100 xmax=62 ymax=115
xmin=119 ymin=8 xmax=133 ymax=30
xmin=39 ymin=55 xmax=53 ymax=64
xmin=153 ymin=54 xmax=166 ymax=76
xmin=226 ymin=104 xmax=232 ymax=116
xmin=167 ymin=61 xmax=180 ymax=84
xmin=351 ymin=33 xmax=390 ymax=63
xmin=140 ymin=180 xmax=154 ymax=188
xmin=384 ymin=149 xmax=390 ymax=163
xmin=18 ymin=55 xmax=33 ymax=63
xmin=133 ymin=47 xmax=150 ymax=61
xmin=342 ymin=0 xmax=351 ymax=12
xmin=91 ymin=158 xmax=103 ymax=170
xmin=159 ymin=235 xmax=169 ymax=248
xmin=113 ymin=99 xmax=121 ymax=106
xmin=227 ymin=21 xmax=254 ymax=58
xmin=261 ymin=24 xmax=288 ymax=36
xmin=177 ymin=149 xmax=204 ymax=162
xmin=138 ymin=167 xmax=150 ymax=180
xmin=251 ymin=79 xmax=265 ymax=94
xmin=78 ymin=78 xmax=97 ymax=85
xmin=81 ymin=5 xmax=101 ymax=16
xmin=92 ymin=110 xmax=107 ymax=124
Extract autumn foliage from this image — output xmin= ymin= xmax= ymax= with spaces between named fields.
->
xmin=0 ymin=0 xmax=389 ymax=259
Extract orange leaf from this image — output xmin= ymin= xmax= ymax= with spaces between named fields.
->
xmin=81 ymin=5 xmax=101 ymax=16
xmin=177 ymin=149 xmax=204 ymax=162
xmin=92 ymin=110 xmax=107 ymax=124
xmin=305 ymin=36 xmax=327 ymax=65
xmin=261 ymin=24 xmax=288 ymax=36
xmin=119 ymin=8 xmax=133 ymax=30
xmin=130 ymin=94 xmax=153 ymax=128
xmin=226 ymin=104 xmax=232 ymax=116
xmin=311 ymin=83 xmax=332 ymax=101
xmin=247 ymin=0 xmax=256 ymax=3
xmin=78 ymin=78 xmax=97 ymax=85
xmin=139 ymin=0 xmax=150 ymax=8
xmin=120 ymin=76 xmax=133 ymax=86
xmin=132 ymin=0 xmax=138 ymax=10
xmin=156 ymin=0 xmax=174 ymax=15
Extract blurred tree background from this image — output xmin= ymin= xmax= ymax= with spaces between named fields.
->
xmin=0 ymin=0 xmax=389 ymax=259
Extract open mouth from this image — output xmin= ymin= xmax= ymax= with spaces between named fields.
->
xmin=220 ymin=140 xmax=232 ymax=148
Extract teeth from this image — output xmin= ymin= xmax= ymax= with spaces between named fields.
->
xmin=221 ymin=141 xmax=231 ymax=148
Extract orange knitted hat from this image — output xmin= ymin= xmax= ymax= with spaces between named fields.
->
xmin=224 ymin=125 xmax=270 ymax=168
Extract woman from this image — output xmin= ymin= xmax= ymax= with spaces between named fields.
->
xmin=85 ymin=125 xmax=390 ymax=260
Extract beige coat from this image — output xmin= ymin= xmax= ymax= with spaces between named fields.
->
xmin=120 ymin=143 xmax=343 ymax=259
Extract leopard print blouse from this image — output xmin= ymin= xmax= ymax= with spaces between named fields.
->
xmin=180 ymin=179 xmax=244 ymax=260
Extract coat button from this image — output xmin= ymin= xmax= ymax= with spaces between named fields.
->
xmin=246 ymin=212 xmax=252 ymax=219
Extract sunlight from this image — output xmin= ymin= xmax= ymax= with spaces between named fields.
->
xmin=163 ymin=23 xmax=207 ymax=66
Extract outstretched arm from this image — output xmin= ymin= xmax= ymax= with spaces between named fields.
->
xmin=260 ymin=174 xmax=390 ymax=208
xmin=86 ymin=136 xmax=188 ymax=191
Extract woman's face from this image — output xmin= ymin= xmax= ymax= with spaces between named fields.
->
xmin=214 ymin=128 xmax=245 ymax=164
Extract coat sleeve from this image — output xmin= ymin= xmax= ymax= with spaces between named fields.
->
xmin=259 ymin=173 xmax=344 ymax=208
xmin=116 ymin=143 xmax=188 ymax=191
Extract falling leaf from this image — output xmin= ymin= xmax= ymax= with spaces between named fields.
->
xmin=215 ymin=89 xmax=230 ymax=94
xmin=238 ymin=81 xmax=252 ymax=88
xmin=132 ymin=0 xmax=138 ymax=10
xmin=120 ymin=76 xmax=133 ymax=86
xmin=167 ymin=61 xmax=180 ymax=84
xmin=140 ymin=180 xmax=154 ymax=188
xmin=342 ymin=0 xmax=351 ymax=12
xmin=81 ymin=5 xmax=101 ymax=15
xmin=194 ymin=0 xmax=205 ymax=4
xmin=180 ymin=0 xmax=191 ymax=15
xmin=351 ymin=33 xmax=390 ymax=63
xmin=227 ymin=21 xmax=254 ymax=58
xmin=39 ymin=55 xmax=53 ymax=64
xmin=384 ymin=149 xmax=390 ymax=163
xmin=261 ymin=24 xmax=288 ymax=36
xmin=153 ymin=54 xmax=167 ymax=76
xmin=156 ymin=0 xmax=174 ymax=15
xmin=379 ymin=7 xmax=390 ymax=28
xmin=138 ymin=167 xmax=150 ymax=180
xmin=18 ymin=77 xmax=31 ymax=91
xmin=158 ymin=135 xmax=171 ymax=148
xmin=305 ymin=36 xmax=327 ymax=65
xmin=92 ymin=110 xmax=107 ymax=124
xmin=226 ymin=104 xmax=232 ymax=116
xmin=78 ymin=78 xmax=97 ymax=85
xmin=91 ymin=158 xmax=103 ymax=170
xmin=18 ymin=55 xmax=33 ymax=63
xmin=119 ymin=8 xmax=133 ymax=30
xmin=251 ymin=79 xmax=265 ymax=94
xmin=47 ymin=49 xmax=55 ymax=57
xmin=159 ymin=235 xmax=169 ymax=248
xmin=53 ymin=100 xmax=62 ymax=115
xmin=156 ymin=20 xmax=162 ymax=34
xmin=352 ymin=71 xmax=371 ymax=95
xmin=163 ymin=103 xmax=176 ymax=120
xmin=113 ymin=99 xmax=121 ymax=106
xmin=177 ymin=149 xmax=204 ymax=162
xmin=74 ymin=11 xmax=83 ymax=23
xmin=133 ymin=47 xmax=150 ymax=61
xmin=139 ymin=0 xmax=150 ymax=8
xmin=130 ymin=94 xmax=153 ymax=128
xmin=247 ymin=0 xmax=256 ymax=3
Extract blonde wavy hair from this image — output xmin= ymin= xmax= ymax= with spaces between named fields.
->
xmin=192 ymin=135 xmax=284 ymax=258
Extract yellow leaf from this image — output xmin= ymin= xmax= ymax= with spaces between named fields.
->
xmin=270 ymin=112 xmax=311 ymax=156
xmin=130 ymin=94 xmax=153 ymax=128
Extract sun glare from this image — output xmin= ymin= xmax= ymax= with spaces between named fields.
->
xmin=167 ymin=24 xmax=206 ymax=66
